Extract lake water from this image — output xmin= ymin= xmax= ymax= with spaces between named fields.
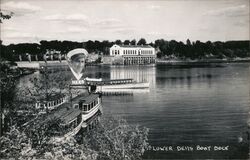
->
xmin=18 ymin=63 xmax=250 ymax=159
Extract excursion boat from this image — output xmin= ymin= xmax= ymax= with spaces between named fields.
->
xmin=26 ymin=92 xmax=101 ymax=142
xmin=35 ymin=93 xmax=67 ymax=113
xmin=50 ymin=93 xmax=101 ymax=140
xmin=48 ymin=106 xmax=84 ymax=142
xmin=82 ymin=109 xmax=102 ymax=130
xmin=84 ymin=77 xmax=150 ymax=92
xmin=71 ymin=93 xmax=102 ymax=122
xmin=96 ymin=81 xmax=149 ymax=90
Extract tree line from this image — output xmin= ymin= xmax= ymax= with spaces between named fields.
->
xmin=0 ymin=38 xmax=249 ymax=61
xmin=155 ymin=39 xmax=250 ymax=59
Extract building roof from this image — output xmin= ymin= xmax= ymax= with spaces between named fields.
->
xmin=113 ymin=44 xmax=153 ymax=48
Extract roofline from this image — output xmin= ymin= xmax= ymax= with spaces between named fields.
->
xmin=111 ymin=44 xmax=154 ymax=48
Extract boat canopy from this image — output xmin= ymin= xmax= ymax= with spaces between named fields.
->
xmin=59 ymin=108 xmax=81 ymax=124
xmin=30 ymin=103 xmax=81 ymax=128
xmin=79 ymin=94 xmax=99 ymax=105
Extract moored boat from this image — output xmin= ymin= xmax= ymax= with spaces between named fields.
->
xmin=84 ymin=78 xmax=150 ymax=92
xmin=35 ymin=94 xmax=68 ymax=114
xmin=81 ymin=109 xmax=102 ymax=130
xmin=71 ymin=93 xmax=102 ymax=122
xmin=96 ymin=82 xmax=149 ymax=91
xmin=51 ymin=93 xmax=101 ymax=140
xmin=49 ymin=107 xmax=84 ymax=142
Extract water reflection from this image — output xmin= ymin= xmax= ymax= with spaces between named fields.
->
xmin=109 ymin=65 xmax=156 ymax=85
xmin=156 ymin=73 xmax=215 ymax=88
xmin=155 ymin=66 xmax=218 ymax=89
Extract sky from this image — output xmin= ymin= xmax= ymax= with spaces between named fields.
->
xmin=1 ymin=0 xmax=249 ymax=44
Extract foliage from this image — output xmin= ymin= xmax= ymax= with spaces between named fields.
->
xmin=154 ymin=39 xmax=250 ymax=59
xmin=123 ymin=40 xmax=130 ymax=45
xmin=1 ymin=39 xmax=249 ymax=61
xmin=0 ymin=9 xmax=16 ymax=131
xmin=112 ymin=56 xmax=124 ymax=65
xmin=0 ymin=10 xmax=13 ymax=23
xmin=12 ymin=69 xmax=75 ymax=128
xmin=83 ymin=116 xmax=149 ymax=160
xmin=0 ymin=126 xmax=33 ymax=158
xmin=137 ymin=38 xmax=147 ymax=46
xmin=0 ymin=116 xmax=149 ymax=160
xmin=115 ymin=40 xmax=122 ymax=45
xmin=0 ymin=125 xmax=96 ymax=159
xmin=130 ymin=39 xmax=136 ymax=45
xmin=0 ymin=58 xmax=18 ymax=135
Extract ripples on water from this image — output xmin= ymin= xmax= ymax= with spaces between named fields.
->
xmin=18 ymin=63 xmax=250 ymax=159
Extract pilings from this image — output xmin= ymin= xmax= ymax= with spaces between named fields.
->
xmin=123 ymin=56 xmax=156 ymax=65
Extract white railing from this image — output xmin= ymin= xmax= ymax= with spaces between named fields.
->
xmin=35 ymin=96 xmax=68 ymax=110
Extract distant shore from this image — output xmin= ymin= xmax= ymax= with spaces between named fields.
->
xmin=13 ymin=57 xmax=250 ymax=69
xmin=156 ymin=57 xmax=250 ymax=64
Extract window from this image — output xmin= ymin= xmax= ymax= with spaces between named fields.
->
xmin=74 ymin=104 xmax=79 ymax=109
xmin=84 ymin=105 xmax=87 ymax=111
xmin=79 ymin=102 xmax=82 ymax=110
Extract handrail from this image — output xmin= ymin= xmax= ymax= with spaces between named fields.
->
xmin=35 ymin=96 xmax=67 ymax=110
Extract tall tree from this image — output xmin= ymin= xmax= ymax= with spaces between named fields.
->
xmin=123 ymin=40 xmax=130 ymax=45
xmin=131 ymin=39 xmax=136 ymax=45
xmin=0 ymin=10 xmax=13 ymax=23
xmin=115 ymin=40 xmax=122 ymax=45
xmin=137 ymin=38 xmax=147 ymax=45
xmin=0 ymin=10 xmax=15 ymax=137
xmin=186 ymin=39 xmax=191 ymax=46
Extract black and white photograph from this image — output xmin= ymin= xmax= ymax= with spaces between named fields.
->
xmin=0 ymin=0 xmax=249 ymax=159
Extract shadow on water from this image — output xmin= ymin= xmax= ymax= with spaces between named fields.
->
xmin=156 ymin=63 xmax=226 ymax=69
xmin=158 ymin=74 xmax=215 ymax=80
xmin=156 ymin=74 xmax=216 ymax=89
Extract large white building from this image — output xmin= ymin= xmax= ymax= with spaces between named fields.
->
xmin=109 ymin=44 xmax=156 ymax=65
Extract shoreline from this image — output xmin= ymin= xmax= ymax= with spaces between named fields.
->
xmin=156 ymin=58 xmax=250 ymax=64
xmin=13 ymin=57 xmax=250 ymax=69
